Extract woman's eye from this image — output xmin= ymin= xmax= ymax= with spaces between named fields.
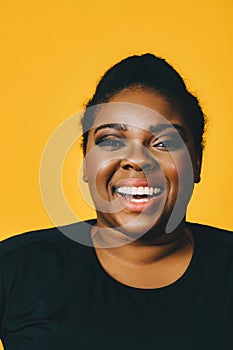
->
xmin=153 ymin=138 xmax=182 ymax=150
xmin=95 ymin=138 xmax=125 ymax=150
xmin=154 ymin=141 xmax=167 ymax=148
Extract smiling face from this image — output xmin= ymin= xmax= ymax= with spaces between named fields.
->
xmin=83 ymin=89 xmax=201 ymax=241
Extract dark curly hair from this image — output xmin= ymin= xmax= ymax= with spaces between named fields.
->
xmin=81 ymin=53 xmax=206 ymax=155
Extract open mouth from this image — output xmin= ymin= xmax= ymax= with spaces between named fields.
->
xmin=115 ymin=186 xmax=164 ymax=203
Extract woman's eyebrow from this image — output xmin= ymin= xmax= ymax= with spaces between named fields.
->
xmin=149 ymin=124 xmax=187 ymax=138
xmin=93 ymin=123 xmax=187 ymax=138
xmin=94 ymin=123 xmax=128 ymax=134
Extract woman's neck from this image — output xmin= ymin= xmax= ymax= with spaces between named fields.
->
xmin=91 ymin=223 xmax=194 ymax=289
xmin=91 ymin=222 xmax=193 ymax=265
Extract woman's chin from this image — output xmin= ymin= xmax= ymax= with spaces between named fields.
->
xmin=117 ymin=219 xmax=158 ymax=237
xmin=96 ymin=211 xmax=163 ymax=245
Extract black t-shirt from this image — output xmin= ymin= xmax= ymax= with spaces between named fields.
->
xmin=0 ymin=220 xmax=233 ymax=350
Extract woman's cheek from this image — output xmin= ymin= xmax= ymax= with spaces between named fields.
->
xmin=84 ymin=153 xmax=116 ymax=201
xmin=162 ymin=152 xmax=194 ymax=198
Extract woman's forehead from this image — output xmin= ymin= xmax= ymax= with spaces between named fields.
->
xmin=91 ymin=101 xmax=186 ymax=133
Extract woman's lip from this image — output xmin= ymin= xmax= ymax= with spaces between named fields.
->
xmin=115 ymin=178 xmax=163 ymax=188
xmin=114 ymin=191 xmax=165 ymax=213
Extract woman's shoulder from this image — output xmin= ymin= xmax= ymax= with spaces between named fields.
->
xmin=0 ymin=221 xmax=96 ymax=313
xmin=0 ymin=220 xmax=96 ymax=261
xmin=187 ymin=221 xmax=233 ymax=245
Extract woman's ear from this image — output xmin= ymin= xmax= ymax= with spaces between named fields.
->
xmin=82 ymin=159 xmax=88 ymax=183
xmin=194 ymin=153 xmax=202 ymax=184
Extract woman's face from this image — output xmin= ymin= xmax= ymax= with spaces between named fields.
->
xmin=83 ymin=89 xmax=201 ymax=240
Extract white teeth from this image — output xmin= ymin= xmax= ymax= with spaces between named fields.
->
xmin=132 ymin=187 xmax=137 ymax=195
xmin=138 ymin=186 xmax=144 ymax=195
xmin=131 ymin=197 xmax=149 ymax=203
xmin=116 ymin=186 xmax=162 ymax=196
xmin=144 ymin=187 xmax=149 ymax=195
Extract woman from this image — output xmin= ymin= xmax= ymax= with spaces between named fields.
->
xmin=0 ymin=54 xmax=233 ymax=349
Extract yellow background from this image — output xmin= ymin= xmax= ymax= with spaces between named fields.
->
xmin=0 ymin=0 xmax=233 ymax=347
xmin=1 ymin=0 xmax=233 ymax=238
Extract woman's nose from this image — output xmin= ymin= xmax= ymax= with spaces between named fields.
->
xmin=119 ymin=143 xmax=158 ymax=172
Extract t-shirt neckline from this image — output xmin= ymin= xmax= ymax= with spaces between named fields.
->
xmin=88 ymin=221 xmax=200 ymax=293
